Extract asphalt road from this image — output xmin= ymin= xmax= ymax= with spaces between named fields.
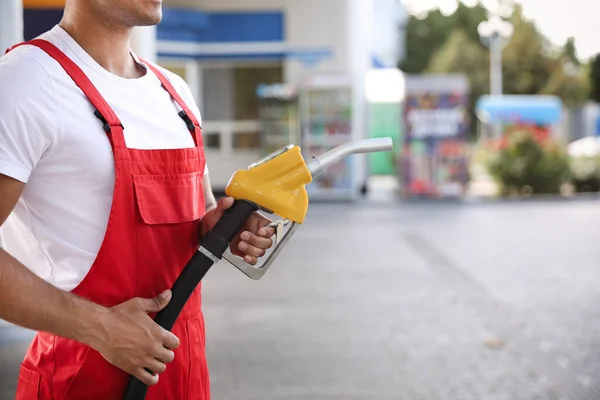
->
xmin=1 ymin=198 xmax=599 ymax=400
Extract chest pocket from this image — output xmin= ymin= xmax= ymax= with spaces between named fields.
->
xmin=133 ymin=172 xmax=205 ymax=225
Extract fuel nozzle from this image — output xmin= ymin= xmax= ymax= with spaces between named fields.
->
xmin=306 ymin=137 xmax=394 ymax=177
xmin=222 ymin=137 xmax=394 ymax=280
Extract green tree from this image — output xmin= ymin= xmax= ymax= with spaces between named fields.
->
xmin=500 ymin=4 xmax=552 ymax=95
xmin=562 ymin=37 xmax=579 ymax=66
xmin=539 ymin=38 xmax=589 ymax=107
xmin=399 ymin=1 xmax=488 ymax=74
xmin=501 ymin=10 xmax=588 ymax=105
xmin=400 ymin=0 xmax=589 ymax=138
xmin=448 ymin=2 xmax=489 ymax=45
xmin=400 ymin=9 xmax=454 ymax=73
xmin=589 ymin=54 xmax=600 ymax=103
xmin=426 ymin=28 xmax=489 ymax=136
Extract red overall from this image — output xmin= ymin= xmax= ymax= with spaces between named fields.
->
xmin=9 ymin=40 xmax=210 ymax=400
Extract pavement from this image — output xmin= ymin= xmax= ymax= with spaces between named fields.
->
xmin=1 ymin=197 xmax=599 ymax=400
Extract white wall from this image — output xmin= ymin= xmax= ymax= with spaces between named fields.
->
xmin=284 ymin=0 xmax=351 ymax=83
xmin=372 ymin=0 xmax=408 ymax=67
xmin=160 ymin=0 xmax=407 ymax=87
xmin=164 ymin=0 xmax=354 ymax=84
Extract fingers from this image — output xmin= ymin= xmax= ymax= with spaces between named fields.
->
xmin=161 ymin=329 xmax=180 ymax=350
xmin=135 ymin=368 xmax=159 ymax=386
xmin=234 ymin=216 xmax=276 ymax=264
xmin=238 ymin=231 xmax=273 ymax=262
xmin=135 ymin=352 xmax=172 ymax=385
xmin=239 ymin=231 xmax=273 ymax=252
xmin=139 ymin=290 xmax=172 ymax=313
xmin=257 ymin=226 xmax=275 ymax=238
xmin=138 ymin=339 xmax=176 ymax=384
xmin=155 ymin=347 xmax=175 ymax=364
xmin=146 ymin=358 xmax=168 ymax=375
xmin=132 ymin=291 xmax=180 ymax=350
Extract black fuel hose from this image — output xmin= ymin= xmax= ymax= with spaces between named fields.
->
xmin=123 ymin=199 xmax=258 ymax=400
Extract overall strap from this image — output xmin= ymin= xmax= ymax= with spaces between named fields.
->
xmin=142 ymin=60 xmax=203 ymax=148
xmin=7 ymin=39 xmax=127 ymax=149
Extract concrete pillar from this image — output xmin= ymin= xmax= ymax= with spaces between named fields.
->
xmin=130 ymin=25 xmax=157 ymax=63
xmin=348 ymin=0 xmax=373 ymax=194
xmin=0 ymin=0 xmax=24 ymax=53
xmin=185 ymin=60 xmax=202 ymax=106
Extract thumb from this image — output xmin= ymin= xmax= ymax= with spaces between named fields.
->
xmin=201 ymin=197 xmax=235 ymax=235
xmin=216 ymin=196 xmax=234 ymax=212
xmin=142 ymin=289 xmax=172 ymax=313
xmin=211 ymin=197 xmax=234 ymax=219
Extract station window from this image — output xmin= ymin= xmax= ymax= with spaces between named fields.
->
xmin=232 ymin=131 xmax=261 ymax=150
xmin=203 ymin=132 xmax=221 ymax=149
xmin=202 ymin=64 xmax=283 ymax=121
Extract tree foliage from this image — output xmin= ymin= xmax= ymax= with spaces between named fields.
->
xmin=500 ymin=5 xmax=553 ymax=96
xmin=400 ymin=1 xmax=590 ymax=112
xmin=589 ymin=54 xmax=600 ymax=103
xmin=425 ymin=28 xmax=489 ymax=135
xmin=400 ymin=2 xmax=488 ymax=74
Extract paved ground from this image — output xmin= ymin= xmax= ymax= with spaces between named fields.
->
xmin=1 ymin=198 xmax=599 ymax=400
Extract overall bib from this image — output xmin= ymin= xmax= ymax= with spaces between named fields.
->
xmin=8 ymin=39 xmax=210 ymax=400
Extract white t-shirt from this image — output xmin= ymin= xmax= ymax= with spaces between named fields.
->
xmin=0 ymin=25 xmax=207 ymax=291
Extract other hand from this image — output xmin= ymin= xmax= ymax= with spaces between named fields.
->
xmin=200 ymin=197 xmax=275 ymax=265
xmin=94 ymin=290 xmax=179 ymax=386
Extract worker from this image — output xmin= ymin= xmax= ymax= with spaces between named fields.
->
xmin=0 ymin=0 xmax=275 ymax=399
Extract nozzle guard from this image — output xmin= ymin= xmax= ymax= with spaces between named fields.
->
xmin=222 ymin=218 xmax=299 ymax=280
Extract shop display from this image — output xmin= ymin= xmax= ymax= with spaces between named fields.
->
xmin=256 ymin=84 xmax=300 ymax=156
xmin=301 ymin=78 xmax=356 ymax=199
xmin=256 ymin=76 xmax=363 ymax=200
xmin=402 ymin=76 xmax=470 ymax=198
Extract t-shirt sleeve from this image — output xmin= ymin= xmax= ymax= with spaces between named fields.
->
xmin=0 ymin=53 xmax=59 ymax=183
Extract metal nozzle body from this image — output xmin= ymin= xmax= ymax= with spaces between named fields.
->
xmin=306 ymin=138 xmax=393 ymax=177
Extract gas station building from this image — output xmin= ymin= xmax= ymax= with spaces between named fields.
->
xmin=1 ymin=0 xmax=408 ymax=193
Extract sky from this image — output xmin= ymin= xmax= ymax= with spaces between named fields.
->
xmin=400 ymin=0 xmax=600 ymax=61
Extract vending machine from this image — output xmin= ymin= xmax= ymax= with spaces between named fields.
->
xmin=256 ymin=84 xmax=301 ymax=157
xmin=300 ymin=75 xmax=359 ymax=200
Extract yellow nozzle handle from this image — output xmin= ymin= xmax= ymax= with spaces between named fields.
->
xmin=225 ymin=146 xmax=311 ymax=224
xmin=224 ymin=138 xmax=394 ymax=223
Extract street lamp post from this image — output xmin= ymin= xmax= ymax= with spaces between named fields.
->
xmin=478 ymin=16 xmax=514 ymax=138
xmin=478 ymin=16 xmax=514 ymax=97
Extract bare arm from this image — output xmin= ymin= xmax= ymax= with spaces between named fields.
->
xmin=203 ymin=172 xmax=217 ymax=212
xmin=0 ymin=174 xmax=108 ymax=343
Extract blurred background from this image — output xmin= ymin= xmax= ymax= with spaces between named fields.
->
xmin=1 ymin=0 xmax=600 ymax=399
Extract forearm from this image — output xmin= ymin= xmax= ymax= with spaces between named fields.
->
xmin=0 ymin=248 xmax=107 ymax=346
xmin=203 ymin=173 xmax=217 ymax=212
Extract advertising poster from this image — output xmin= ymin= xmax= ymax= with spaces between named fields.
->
xmin=402 ymin=75 xmax=470 ymax=198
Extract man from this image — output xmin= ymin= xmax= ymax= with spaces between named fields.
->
xmin=0 ymin=0 xmax=275 ymax=399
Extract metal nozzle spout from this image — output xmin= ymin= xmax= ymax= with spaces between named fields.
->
xmin=306 ymin=137 xmax=393 ymax=177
